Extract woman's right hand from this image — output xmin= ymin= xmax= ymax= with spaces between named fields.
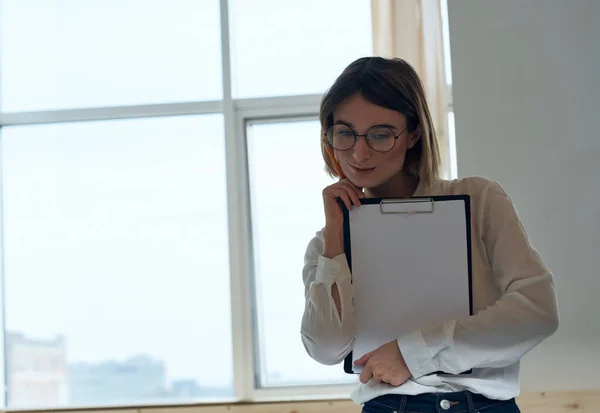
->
xmin=322 ymin=178 xmax=365 ymax=224
xmin=322 ymin=179 xmax=364 ymax=258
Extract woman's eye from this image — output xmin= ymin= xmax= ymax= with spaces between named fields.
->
xmin=337 ymin=130 xmax=354 ymax=137
xmin=368 ymin=127 xmax=395 ymax=140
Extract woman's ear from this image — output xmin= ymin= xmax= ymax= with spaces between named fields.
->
xmin=407 ymin=125 xmax=421 ymax=149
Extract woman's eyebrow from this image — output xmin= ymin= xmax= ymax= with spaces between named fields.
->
xmin=372 ymin=123 xmax=400 ymax=130
xmin=333 ymin=120 xmax=401 ymax=130
xmin=333 ymin=120 xmax=355 ymax=128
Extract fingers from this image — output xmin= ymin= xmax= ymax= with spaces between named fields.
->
xmin=356 ymin=354 xmax=408 ymax=386
xmin=359 ymin=369 xmax=401 ymax=386
xmin=355 ymin=351 xmax=373 ymax=383
xmin=338 ymin=191 xmax=353 ymax=210
xmin=324 ymin=181 xmax=364 ymax=210
xmin=343 ymin=180 xmax=365 ymax=203
xmin=345 ymin=184 xmax=363 ymax=206
xmin=354 ymin=356 xmax=367 ymax=366
xmin=354 ymin=350 xmax=375 ymax=366
xmin=354 ymin=350 xmax=372 ymax=366
xmin=324 ymin=188 xmax=355 ymax=210
xmin=359 ymin=363 xmax=373 ymax=384
xmin=359 ymin=365 xmax=386 ymax=385
xmin=388 ymin=377 xmax=404 ymax=387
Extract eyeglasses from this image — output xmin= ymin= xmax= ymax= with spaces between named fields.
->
xmin=324 ymin=123 xmax=409 ymax=153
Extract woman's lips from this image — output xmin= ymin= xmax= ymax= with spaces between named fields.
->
xmin=349 ymin=164 xmax=376 ymax=175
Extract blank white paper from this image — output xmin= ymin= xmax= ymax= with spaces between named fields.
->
xmin=349 ymin=198 xmax=471 ymax=372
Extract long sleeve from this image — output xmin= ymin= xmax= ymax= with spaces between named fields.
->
xmin=300 ymin=232 xmax=355 ymax=365
xmin=397 ymin=180 xmax=559 ymax=377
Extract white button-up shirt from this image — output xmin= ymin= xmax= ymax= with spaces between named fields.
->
xmin=300 ymin=176 xmax=559 ymax=405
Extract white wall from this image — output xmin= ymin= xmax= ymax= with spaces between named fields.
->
xmin=447 ymin=0 xmax=600 ymax=391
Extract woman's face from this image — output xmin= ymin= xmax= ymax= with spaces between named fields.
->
xmin=332 ymin=93 xmax=420 ymax=189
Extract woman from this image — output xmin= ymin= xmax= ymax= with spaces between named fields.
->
xmin=300 ymin=57 xmax=559 ymax=413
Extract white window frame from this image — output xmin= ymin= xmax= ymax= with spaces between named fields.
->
xmin=237 ymin=112 xmax=359 ymax=402
xmin=0 ymin=0 xmax=458 ymax=407
xmin=441 ymin=0 xmax=457 ymax=179
xmin=0 ymin=0 xmax=358 ymax=408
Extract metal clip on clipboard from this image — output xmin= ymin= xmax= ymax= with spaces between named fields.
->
xmin=379 ymin=197 xmax=435 ymax=214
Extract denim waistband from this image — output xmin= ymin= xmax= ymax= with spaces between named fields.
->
xmin=364 ymin=391 xmax=516 ymax=413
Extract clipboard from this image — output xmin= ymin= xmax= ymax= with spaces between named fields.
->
xmin=342 ymin=195 xmax=473 ymax=376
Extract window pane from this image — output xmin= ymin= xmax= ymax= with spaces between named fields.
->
xmin=1 ymin=115 xmax=232 ymax=409
xmin=0 ymin=0 xmax=222 ymax=112
xmin=247 ymin=119 xmax=357 ymax=387
xmin=441 ymin=0 xmax=453 ymax=86
xmin=230 ymin=1 xmax=373 ymax=98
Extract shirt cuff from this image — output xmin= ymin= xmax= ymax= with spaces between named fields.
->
xmin=397 ymin=329 xmax=438 ymax=378
xmin=314 ymin=254 xmax=348 ymax=285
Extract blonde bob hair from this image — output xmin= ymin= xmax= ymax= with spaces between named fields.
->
xmin=319 ymin=57 xmax=441 ymax=187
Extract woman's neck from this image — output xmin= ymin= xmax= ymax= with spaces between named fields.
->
xmin=365 ymin=173 xmax=419 ymax=198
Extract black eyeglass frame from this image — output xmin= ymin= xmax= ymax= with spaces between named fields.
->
xmin=323 ymin=123 xmax=410 ymax=153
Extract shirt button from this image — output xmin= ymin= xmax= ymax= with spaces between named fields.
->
xmin=440 ymin=399 xmax=451 ymax=410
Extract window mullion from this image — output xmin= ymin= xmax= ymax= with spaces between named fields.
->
xmin=0 ymin=102 xmax=223 ymax=126
xmin=0 ymin=131 xmax=7 ymax=409
xmin=0 ymin=0 xmax=8 ymax=406
xmin=220 ymin=0 xmax=255 ymax=402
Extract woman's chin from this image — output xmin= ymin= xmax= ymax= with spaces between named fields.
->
xmin=349 ymin=175 xmax=381 ymax=190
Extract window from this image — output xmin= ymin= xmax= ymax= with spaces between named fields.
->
xmin=0 ymin=0 xmax=451 ymax=409
xmin=440 ymin=0 xmax=458 ymax=178
xmin=229 ymin=0 xmax=372 ymax=98
xmin=0 ymin=0 xmax=222 ymax=111
xmin=2 ymin=116 xmax=232 ymax=408
xmin=0 ymin=0 xmax=375 ymax=409
xmin=246 ymin=119 xmax=356 ymax=387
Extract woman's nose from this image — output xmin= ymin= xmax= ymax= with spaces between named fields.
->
xmin=353 ymin=137 xmax=372 ymax=161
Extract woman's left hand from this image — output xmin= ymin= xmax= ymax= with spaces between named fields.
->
xmin=354 ymin=340 xmax=412 ymax=386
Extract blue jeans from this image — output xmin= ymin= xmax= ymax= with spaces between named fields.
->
xmin=361 ymin=391 xmax=521 ymax=413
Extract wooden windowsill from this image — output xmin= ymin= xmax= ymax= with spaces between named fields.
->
xmin=4 ymin=390 xmax=599 ymax=413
